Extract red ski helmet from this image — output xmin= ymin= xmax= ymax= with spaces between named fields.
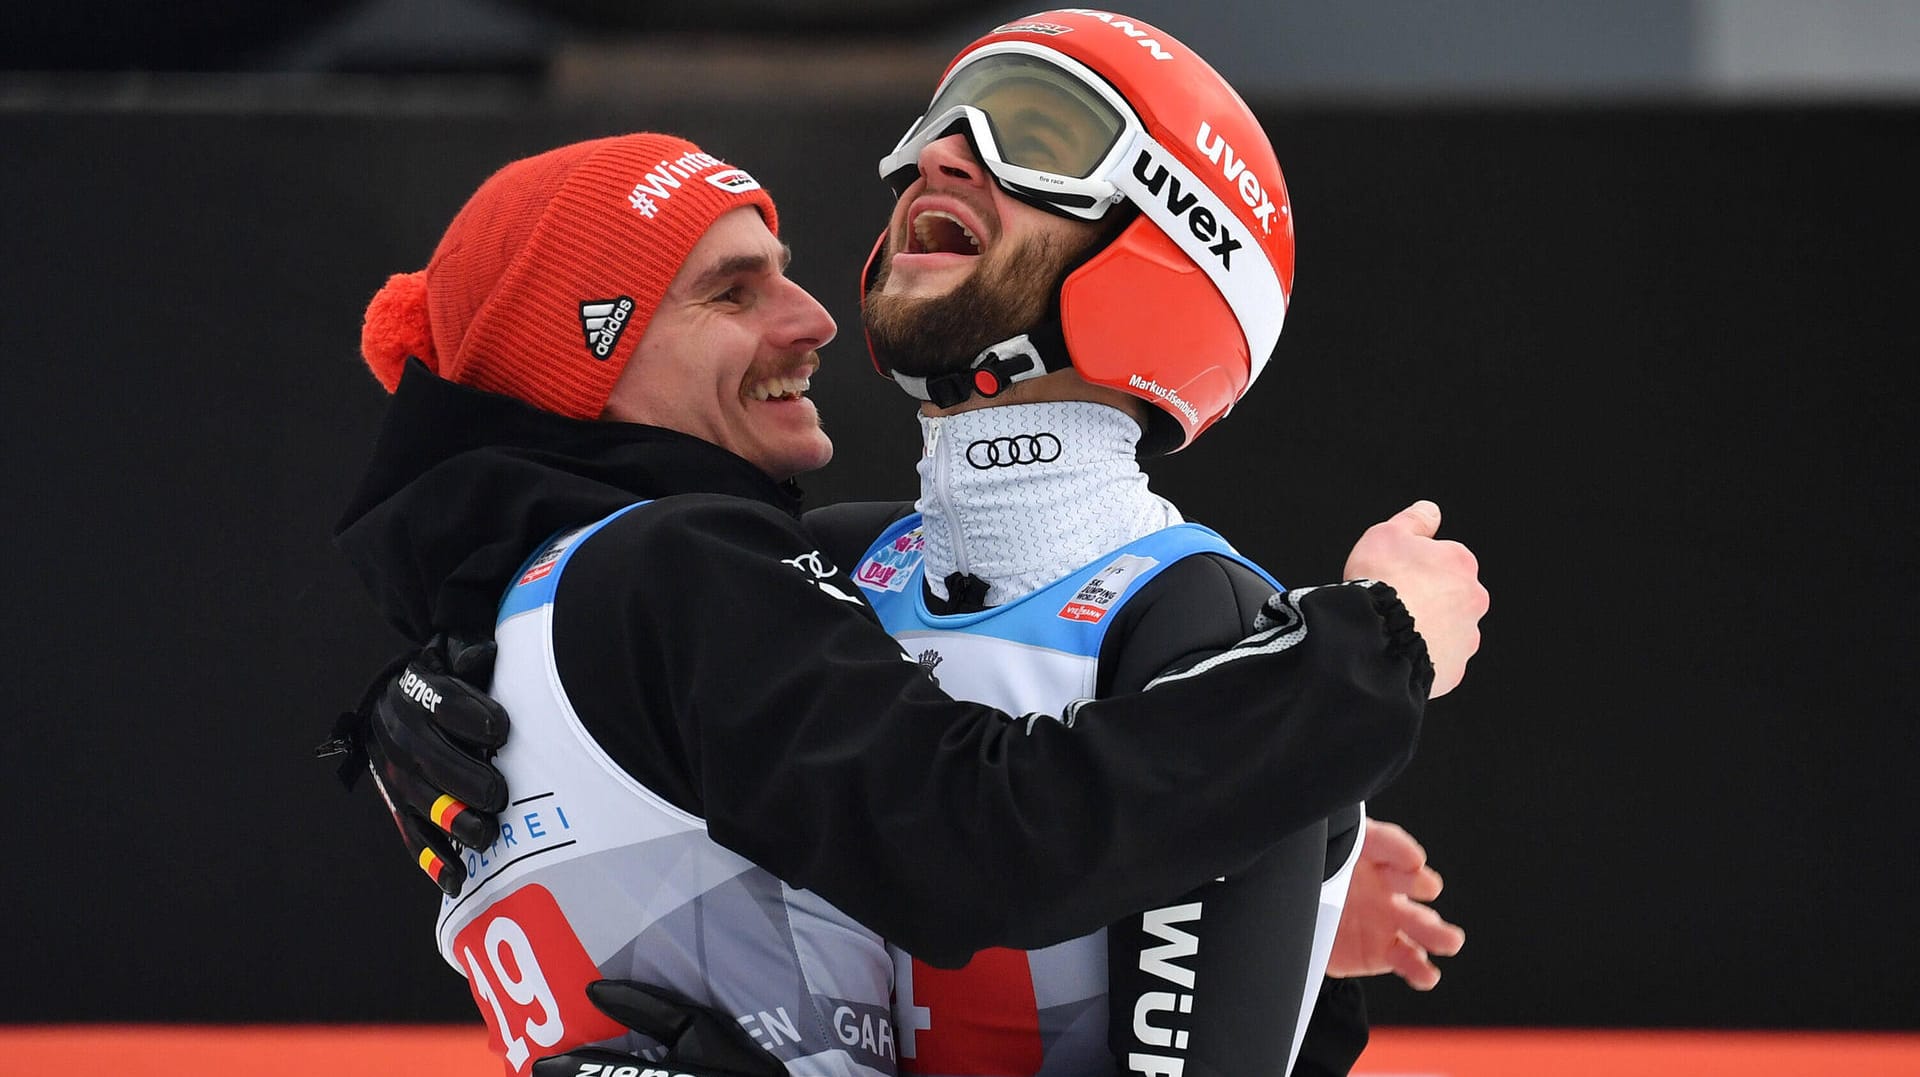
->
xmin=865 ymin=9 xmax=1294 ymax=452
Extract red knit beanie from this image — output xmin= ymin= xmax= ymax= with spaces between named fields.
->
xmin=360 ymin=133 xmax=779 ymax=418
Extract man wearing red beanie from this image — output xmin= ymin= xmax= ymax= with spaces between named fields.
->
xmin=330 ymin=112 xmax=1476 ymax=1074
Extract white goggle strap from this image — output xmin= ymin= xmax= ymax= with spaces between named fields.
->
xmin=1108 ymin=130 xmax=1288 ymax=383
xmin=890 ymin=369 xmax=941 ymax=403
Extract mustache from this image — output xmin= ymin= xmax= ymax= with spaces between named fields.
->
xmin=743 ymin=350 xmax=822 ymax=382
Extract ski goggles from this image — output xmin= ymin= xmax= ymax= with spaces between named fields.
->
xmin=878 ymin=43 xmax=1139 ymax=221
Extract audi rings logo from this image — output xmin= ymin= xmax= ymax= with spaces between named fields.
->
xmin=966 ymin=433 xmax=1063 ymax=469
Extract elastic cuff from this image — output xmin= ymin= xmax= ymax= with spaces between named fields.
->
xmin=1357 ymin=580 xmax=1435 ymax=685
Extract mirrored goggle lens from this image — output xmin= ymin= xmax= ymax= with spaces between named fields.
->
xmin=918 ymin=51 xmax=1127 ymax=181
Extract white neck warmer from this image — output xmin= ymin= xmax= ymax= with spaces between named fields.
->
xmin=915 ymin=401 xmax=1183 ymax=607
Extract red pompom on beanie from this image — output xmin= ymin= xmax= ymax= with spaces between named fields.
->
xmin=359 ymin=133 xmax=778 ymax=418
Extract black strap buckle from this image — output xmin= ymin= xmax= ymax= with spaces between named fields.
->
xmin=924 ymin=350 xmax=1037 ymax=407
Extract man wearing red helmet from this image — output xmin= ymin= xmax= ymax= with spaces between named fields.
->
xmin=331 ymin=12 xmax=1484 ymax=1077
xmin=813 ymin=11 xmax=1481 ymax=1076
xmin=861 ymin=12 xmax=1293 ymax=455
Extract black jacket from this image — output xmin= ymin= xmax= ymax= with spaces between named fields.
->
xmin=336 ymin=362 xmax=1431 ymax=978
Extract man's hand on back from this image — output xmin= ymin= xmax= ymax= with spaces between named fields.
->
xmin=317 ymin=633 xmax=511 ymax=896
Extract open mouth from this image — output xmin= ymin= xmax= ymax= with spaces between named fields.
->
xmin=909 ymin=210 xmax=982 ymax=256
xmin=746 ymin=373 xmax=812 ymax=402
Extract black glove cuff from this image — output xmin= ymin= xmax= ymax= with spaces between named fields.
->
xmin=312 ymin=649 xmax=414 ymax=790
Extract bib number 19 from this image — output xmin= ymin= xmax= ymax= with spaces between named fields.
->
xmin=453 ymin=884 xmax=627 ymax=1073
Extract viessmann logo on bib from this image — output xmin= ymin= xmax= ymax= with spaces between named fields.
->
xmin=517 ymin=526 xmax=590 ymax=586
xmin=1059 ymin=553 xmax=1159 ymax=623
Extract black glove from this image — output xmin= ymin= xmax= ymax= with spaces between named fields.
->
xmin=532 ymin=980 xmax=786 ymax=1077
xmin=316 ymin=633 xmax=511 ymax=897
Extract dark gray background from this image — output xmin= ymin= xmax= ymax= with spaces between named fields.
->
xmin=2 ymin=1 xmax=1915 ymax=1035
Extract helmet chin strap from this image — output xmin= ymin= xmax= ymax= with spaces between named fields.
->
xmin=890 ymin=320 xmax=1073 ymax=408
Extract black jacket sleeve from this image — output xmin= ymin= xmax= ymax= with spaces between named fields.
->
xmin=553 ymin=494 xmax=1430 ymax=969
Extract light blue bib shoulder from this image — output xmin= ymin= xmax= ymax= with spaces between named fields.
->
xmin=497 ymin=501 xmax=651 ymax=623
xmin=852 ymin=514 xmax=1279 ymax=656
